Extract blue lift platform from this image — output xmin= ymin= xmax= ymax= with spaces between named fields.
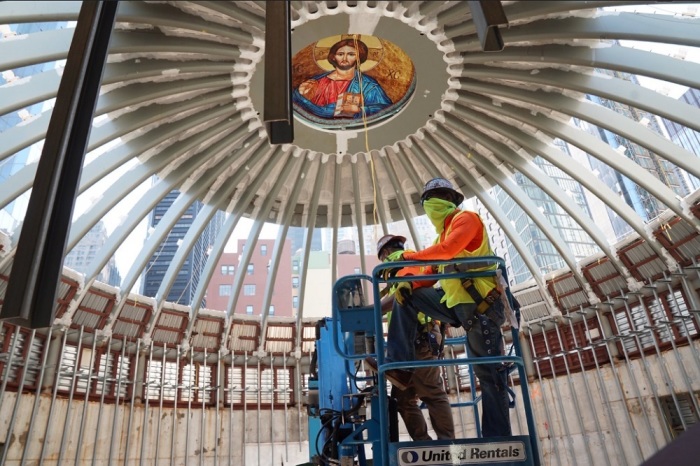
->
xmin=303 ymin=257 xmax=541 ymax=466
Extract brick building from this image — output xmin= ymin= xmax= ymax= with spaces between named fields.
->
xmin=205 ymin=239 xmax=293 ymax=316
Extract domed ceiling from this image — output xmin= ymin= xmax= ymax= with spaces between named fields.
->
xmin=1 ymin=1 xmax=700 ymax=333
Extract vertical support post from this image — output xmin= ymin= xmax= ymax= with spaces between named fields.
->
xmin=124 ymin=339 xmax=142 ymax=466
xmin=283 ymin=353 xmax=289 ymax=461
xmin=91 ymin=335 xmax=112 ymax=466
xmin=140 ymin=341 xmax=154 ymax=466
xmin=1 ymin=330 xmax=36 ymax=466
xmin=1 ymin=0 xmax=119 ymax=328
xmin=517 ymin=328 xmax=535 ymax=380
xmin=186 ymin=349 xmax=193 ymax=463
xmin=263 ymin=0 xmax=294 ymax=144
xmin=41 ymin=330 xmax=63 ymax=393
xmin=154 ymin=343 xmax=167 ymax=466
xmin=200 ymin=348 xmax=208 ymax=466
xmin=39 ymin=328 xmax=70 ymax=464
xmin=57 ymin=326 xmax=85 ymax=466
xmin=170 ymin=345 xmax=181 ymax=466
xmin=215 ymin=349 xmax=222 ymax=466
xmin=75 ymin=333 xmax=98 ymax=466
xmin=0 ymin=326 xmax=21 ymax=409
xmin=467 ymin=0 xmax=508 ymax=52
xmin=20 ymin=327 xmax=53 ymax=466
xmin=229 ymin=349 xmax=235 ymax=466
xmin=526 ymin=322 xmax=563 ymax=466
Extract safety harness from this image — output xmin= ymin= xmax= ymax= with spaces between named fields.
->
xmin=442 ymin=263 xmax=500 ymax=315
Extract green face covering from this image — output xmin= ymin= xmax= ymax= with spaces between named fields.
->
xmin=385 ymin=250 xmax=405 ymax=262
xmin=423 ymin=198 xmax=456 ymax=232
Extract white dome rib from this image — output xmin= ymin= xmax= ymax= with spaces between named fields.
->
xmin=0 ymin=0 xmax=698 ymax=342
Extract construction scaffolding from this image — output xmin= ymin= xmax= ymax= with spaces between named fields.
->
xmin=1 ymin=261 xmax=699 ymax=465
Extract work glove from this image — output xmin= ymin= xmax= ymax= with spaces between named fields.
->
xmin=386 ymin=249 xmax=416 ymax=263
xmin=394 ymin=282 xmax=412 ymax=306
xmin=380 ymin=267 xmax=397 ymax=282
xmin=386 ymin=250 xmax=405 ymax=262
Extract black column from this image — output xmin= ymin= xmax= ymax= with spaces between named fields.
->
xmin=1 ymin=1 xmax=119 ymax=328
xmin=467 ymin=0 xmax=508 ymax=52
xmin=264 ymin=0 xmax=294 ymax=145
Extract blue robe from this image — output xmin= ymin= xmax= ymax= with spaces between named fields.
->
xmin=293 ymin=70 xmax=392 ymax=119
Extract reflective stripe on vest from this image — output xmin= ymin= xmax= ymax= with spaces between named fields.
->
xmin=437 ymin=211 xmax=497 ymax=308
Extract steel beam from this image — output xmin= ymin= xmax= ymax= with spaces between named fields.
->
xmin=263 ymin=0 xmax=294 ymax=144
xmin=467 ymin=0 xmax=508 ymax=52
xmin=1 ymin=1 xmax=118 ymax=328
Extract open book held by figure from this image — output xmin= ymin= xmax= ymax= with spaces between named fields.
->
xmin=334 ymin=92 xmax=363 ymax=117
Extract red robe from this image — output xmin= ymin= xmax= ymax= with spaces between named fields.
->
xmin=310 ymin=76 xmax=352 ymax=106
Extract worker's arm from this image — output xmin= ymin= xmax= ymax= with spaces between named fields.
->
xmin=378 ymin=266 xmax=436 ymax=313
xmin=403 ymin=211 xmax=484 ymax=261
xmin=380 ymin=294 xmax=394 ymax=314
xmin=397 ymin=265 xmax=437 ymax=289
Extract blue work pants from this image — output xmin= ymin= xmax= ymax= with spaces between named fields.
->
xmin=386 ymin=286 xmax=511 ymax=438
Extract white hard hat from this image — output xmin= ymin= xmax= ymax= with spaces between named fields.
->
xmin=420 ymin=177 xmax=464 ymax=206
xmin=376 ymin=234 xmax=406 ymax=259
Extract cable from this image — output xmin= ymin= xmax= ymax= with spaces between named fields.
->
xmin=352 ymin=34 xmax=380 ymax=245
xmin=315 ymin=412 xmax=339 ymax=465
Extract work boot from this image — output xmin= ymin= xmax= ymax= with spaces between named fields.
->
xmin=364 ymin=357 xmax=412 ymax=391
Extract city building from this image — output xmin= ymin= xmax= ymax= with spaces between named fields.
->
xmin=580 ymin=69 xmax=687 ymax=239
xmin=659 ymin=87 xmax=700 ymax=194
xmin=478 ymin=140 xmax=601 ymax=284
xmin=63 ymin=221 xmax=121 ymax=287
xmin=287 ymin=226 xmax=322 ymax=254
xmin=482 ymin=69 xmax=697 ymax=283
xmin=141 ymin=189 xmax=225 ymax=306
xmin=291 ymin=246 xmax=381 ymax=318
xmin=206 ymin=238 xmax=292 ymax=316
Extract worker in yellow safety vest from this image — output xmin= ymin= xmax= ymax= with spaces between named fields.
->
xmin=365 ymin=234 xmax=455 ymax=441
xmin=378 ymin=178 xmax=511 ymax=438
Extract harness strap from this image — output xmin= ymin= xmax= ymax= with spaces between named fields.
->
xmin=443 ymin=263 xmax=500 ymax=315
xmin=462 ymin=278 xmax=501 ymax=314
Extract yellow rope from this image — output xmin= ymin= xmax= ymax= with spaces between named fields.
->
xmin=352 ymin=34 xmax=380 ymax=243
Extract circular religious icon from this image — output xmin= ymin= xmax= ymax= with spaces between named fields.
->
xmin=292 ymin=34 xmax=416 ymax=131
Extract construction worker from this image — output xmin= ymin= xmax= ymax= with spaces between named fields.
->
xmin=369 ymin=234 xmax=455 ymax=441
xmin=383 ymin=178 xmax=511 ymax=438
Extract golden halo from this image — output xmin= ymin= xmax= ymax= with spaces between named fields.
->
xmin=313 ymin=34 xmax=383 ymax=72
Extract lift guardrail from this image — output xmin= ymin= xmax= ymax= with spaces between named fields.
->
xmin=330 ymin=256 xmax=541 ymax=466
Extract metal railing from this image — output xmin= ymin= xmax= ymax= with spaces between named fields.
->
xmin=332 ymin=256 xmax=541 ymax=466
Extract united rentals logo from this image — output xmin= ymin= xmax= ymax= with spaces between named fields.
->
xmin=397 ymin=441 xmax=526 ymax=465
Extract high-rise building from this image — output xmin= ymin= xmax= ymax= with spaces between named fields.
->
xmin=480 ymin=69 xmax=696 ymax=283
xmin=63 ymin=221 xmax=121 ymax=287
xmin=577 ymin=69 xmax=686 ymax=239
xmin=0 ymin=21 xmax=69 ymax=234
xmin=478 ymin=140 xmax=600 ymax=284
xmin=205 ymin=239 xmax=292 ymax=316
xmin=141 ymin=189 xmax=225 ymax=306
xmin=287 ymin=226 xmax=322 ymax=254
xmin=659 ymin=87 xmax=700 ymax=194
xmin=291 ymin=248 xmax=380 ymax=318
